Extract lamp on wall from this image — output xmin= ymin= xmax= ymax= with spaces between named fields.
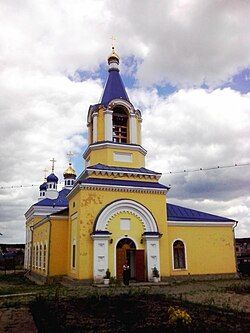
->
xmin=140 ymin=238 xmax=143 ymax=244
xmin=110 ymin=239 xmax=113 ymax=244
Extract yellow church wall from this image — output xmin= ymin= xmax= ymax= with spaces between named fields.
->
xmin=49 ymin=218 xmax=69 ymax=276
xmin=86 ymin=146 xmax=146 ymax=168
xmin=106 ymin=212 xmax=145 ymax=277
xmin=168 ymin=226 xmax=236 ymax=276
xmin=69 ymin=188 xmax=169 ymax=280
xmin=32 ymin=219 xmax=50 ymax=276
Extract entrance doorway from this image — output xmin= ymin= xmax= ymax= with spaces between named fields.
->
xmin=116 ymin=238 xmax=145 ymax=281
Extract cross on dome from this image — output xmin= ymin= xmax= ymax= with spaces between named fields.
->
xmin=67 ymin=151 xmax=74 ymax=164
xmin=50 ymin=158 xmax=56 ymax=172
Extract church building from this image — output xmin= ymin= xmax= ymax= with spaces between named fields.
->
xmin=24 ymin=48 xmax=237 ymax=283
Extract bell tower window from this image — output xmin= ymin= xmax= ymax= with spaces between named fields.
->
xmin=113 ymin=107 xmax=128 ymax=143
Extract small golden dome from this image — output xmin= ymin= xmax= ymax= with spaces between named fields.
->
xmin=63 ymin=163 xmax=76 ymax=178
xmin=108 ymin=47 xmax=119 ymax=64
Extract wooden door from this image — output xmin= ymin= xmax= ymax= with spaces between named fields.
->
xmin=135 ymin=250 xmax=145 ymax=282
xmin=116 ymin=248 xmax=126 ymax=280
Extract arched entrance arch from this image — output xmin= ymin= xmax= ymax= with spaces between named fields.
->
xmin=94 ymin=199 xmax=158 ymax=233
xmin=92 ymin=200 xmax=161 ymax=282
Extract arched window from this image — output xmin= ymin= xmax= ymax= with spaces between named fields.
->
xmin=173 ymin=240 xmax=186 ymax=269
xmin=113 ymin=106 xmax=128 ymax=143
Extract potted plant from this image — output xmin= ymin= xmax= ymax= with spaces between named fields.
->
xmin=152 ymin=267 xmax=160 ymax=282
xmin=103 ymin=268 xmax=111 ymax=285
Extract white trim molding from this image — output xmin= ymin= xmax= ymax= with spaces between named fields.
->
xmin=171 ymin=238 xmax=188 ymax=271
xmin=168 ymin=220 xmax=235 ymax=227
xmin=104 ymin=109 xmax=113 ymax=141
xmin=92 ymin=112 xmax=98 ymax=143
xmin=129 ymin=114 xmax=137 ymax=144
xmin=83 ymin=142 xmax=147 ymax=159
xmin=94 ymin=199 xmax=158 ymax=233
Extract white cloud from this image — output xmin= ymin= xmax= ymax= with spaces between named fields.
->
xmin=130 ymin=87 xmax=250 ymax=237
xmin=0 ymin=67 xmax=102 ymax=242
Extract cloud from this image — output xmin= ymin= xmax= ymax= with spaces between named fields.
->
xmin=0 ymin=1 xmax=249 ymax=87
xmin=108 ymin=0 xmax=250 ymax=87
xmin=0 ymin=68 xmax=102 ymax=242
xmin=130 ymin=87 xmax=250 ymax=237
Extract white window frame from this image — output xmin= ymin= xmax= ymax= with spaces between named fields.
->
xmin=171 ymin=238 xmax=188 ymax=271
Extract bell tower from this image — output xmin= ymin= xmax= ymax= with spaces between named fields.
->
xmin=84 ymin=47 xmax=146 ymax=168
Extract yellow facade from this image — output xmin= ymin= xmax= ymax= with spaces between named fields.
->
xmin=168 ymin=226 xmax=236 ymax=276
xmin=84 ymin=145 xmax=146 ymax=168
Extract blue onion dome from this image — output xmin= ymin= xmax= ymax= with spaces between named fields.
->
xmin=39 ymin=182 xmax=47 ymax=191
xmin=46 ymin=173 xmax=58 ymax=183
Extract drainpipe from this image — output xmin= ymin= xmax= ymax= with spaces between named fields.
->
xmin=47 ymin=217 xmax=52 ymax=283
xmin=232 ymin=221 xmax=238 ymax=276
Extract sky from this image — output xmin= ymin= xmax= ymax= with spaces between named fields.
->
xmin=0 ymin=0 xmax=249 ymax=243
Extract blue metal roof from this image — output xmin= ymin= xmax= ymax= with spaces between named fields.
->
xmin=87 ymin=163 xmax=160 ymax=175
xmin=167 ymin=203 xmax=235 ymax=222
xmin=101 ymin=69 xmax=129 ymax=106
xmin=79 ymin=178 xmax=169 ymax=190
xmin=39 ymin=182 xmax=47 ymax=191
xmin=47 ymin=173 xmax=58 ymax=183
xmin=34 ymin=188 xmax=70 ymax=207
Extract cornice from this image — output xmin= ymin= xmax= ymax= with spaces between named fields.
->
xmin=83 ymin=142 xmax=147 ymax=159
xmin=25 ymin=205 xmax=67 ymax=222
xmin=79 ymin=183 xmax=168 ymax=194
xmin=167 ymin=220 xmax=235 ymax=227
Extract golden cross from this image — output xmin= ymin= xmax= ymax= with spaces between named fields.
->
xmin=43 ymin=168 xmax=48 ymax=180
xmin=67 ymin=151 xmax=74 ymax=164
xmin=110 ymin=36 xmax=116 ymax=49
xmin=50 ymin=158 xmax=56 ymax=173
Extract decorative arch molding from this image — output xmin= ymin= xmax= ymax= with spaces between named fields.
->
xmin=108 ymin=99 xmax=134 ymax=114
xmin=94 ymin=199 xmax=158 ymax=233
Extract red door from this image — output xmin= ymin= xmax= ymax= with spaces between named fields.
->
xmin=116 ymin=248 xmax=126 ymax=280
xmin=135 ymin=250 xmax=145 ymax=282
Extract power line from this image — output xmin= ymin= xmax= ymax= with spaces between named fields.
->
xmin=162 ymin=162 xmax=250 ymax=175
xmin=0 ymin=162 xmax=249 ymax=190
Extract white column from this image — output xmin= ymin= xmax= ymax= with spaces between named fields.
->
xmin=92 ymin=234 xmax=110 ymax=282
xmin=129 ymin=114 xmax=137 ymax=144
xmin=92 ymin=112 xmax=98 ymax=143
xmin=87 ymin=123 xmax=92 ymax=145
xmin=144 ymin=235 xmax=161 ymax=281
xmin=104 ymin=109 xmax=113 ymax=141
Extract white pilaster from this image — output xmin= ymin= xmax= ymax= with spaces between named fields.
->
xmin=92 ymin=234 xmax=110 ymax=282
xmin=144 ymin=235 xmax=161 ymax=281
xmin=104 ymin=109 xmax=113 ymax=141
xmin=130 ymin=114 xmax=137 ymax=144
xmin=92 ymin=112 xmax=98 ymax=143
xmin=87 ymin=123 xmax=92 ymax=145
